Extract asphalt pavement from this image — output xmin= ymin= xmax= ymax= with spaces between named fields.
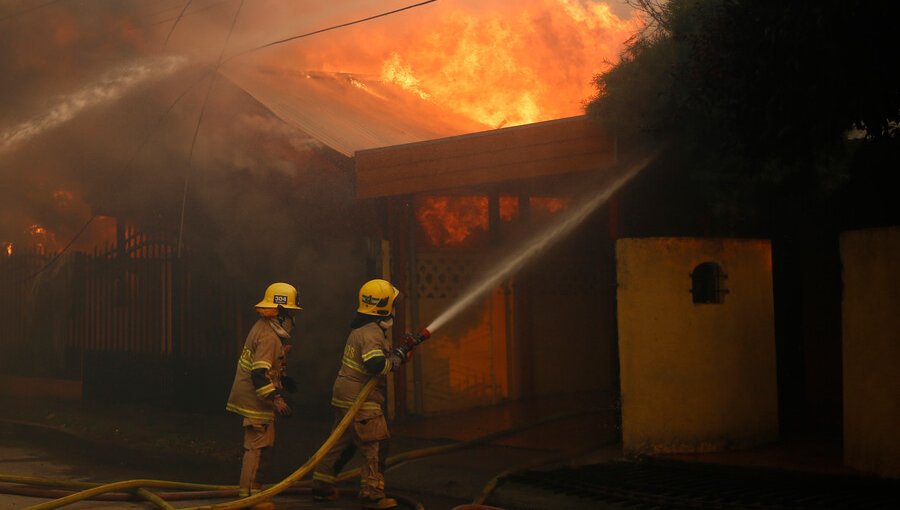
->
xmin=0 ymin=392 xmax=619 ymax=510
xmin=4 ymin=393 xmax=889 ymax=510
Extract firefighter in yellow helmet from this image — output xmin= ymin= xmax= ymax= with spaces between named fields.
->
xmin=312 ymin=279 xmax=410 ymax=509
xmin=226 ymin=282 xmax=302 ymax=509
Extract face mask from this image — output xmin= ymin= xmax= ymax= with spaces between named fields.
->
xmin=378 ymin=317 xmax=394 ymax=330
xmin=280 ymin=314 xmax=295 ymax=333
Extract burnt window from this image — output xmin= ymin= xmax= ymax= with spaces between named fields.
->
xmin=691 ymin=262 xmax=728 ymax=304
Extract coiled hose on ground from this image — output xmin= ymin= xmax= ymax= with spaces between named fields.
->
xmin=1 ymin=379 xmax=596 ymax=510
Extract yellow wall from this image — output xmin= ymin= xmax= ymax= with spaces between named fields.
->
xmin=616 ymin=238 xmax=778 ymax=453
xmin=840 ymin=227 xmax=900 ymax=478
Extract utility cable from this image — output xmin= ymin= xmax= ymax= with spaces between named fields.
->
xmin=0 ymin=0 xmax=68 ymax=22
xmin=145 ymin=0 xmax=231 ymax=30
xmin=163 ymin=0 xmax=195 ymax=49
xmin=19 ymin=215 xmax=94 ymax=283
xmin=176 ymin=0 xmax=243 ymax=258
xmin=222 ymin=0 xmax=438 ymax=64
xmin=17 ymin=64 xmax=212 ymax=282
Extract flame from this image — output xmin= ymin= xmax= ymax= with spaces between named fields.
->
xmin=417 ymin=195 xmax=564 ymax=246
xmin=53 ymin=190 xmax=74 ymax=206
xmin=29 ymin=224 xmax=48 ymax=236
xmin=286 ymin=0 xmax=643 ymax=129
xmin=417 ymin=196 xmax=488 ymax=246
xmin=26 ymin=224 xmax=55 ymax=255
xmin=531 ymin=196 xmax=570 ymax=214
xmin=377 ymin=1 xmax=642 ymax=127
xmin=3 ymin=243 xmax=12 ymax=257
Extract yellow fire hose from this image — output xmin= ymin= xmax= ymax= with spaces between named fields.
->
xmin=21 ymin=378 xmax=377 ymax=510
xmin=5 ymin=385 xmax=599 ymax=510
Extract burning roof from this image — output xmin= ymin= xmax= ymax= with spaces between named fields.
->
xmin=222 ymin=63 xmax=487 ymax=157
xmin=0 ymin=0 xmax=642 ymax=258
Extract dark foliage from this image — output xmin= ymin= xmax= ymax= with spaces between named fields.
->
xmin=588 ymin=0 xmax=899 ymax=231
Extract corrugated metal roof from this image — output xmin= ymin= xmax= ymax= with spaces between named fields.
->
xmin=222 ymin=63 xmax=486 ymax=157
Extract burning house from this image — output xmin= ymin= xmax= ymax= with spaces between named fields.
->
xmin=354 ymin=116 xmax=620 ymax=417
xmin=2 ymin=0 xmax=897 ymax=485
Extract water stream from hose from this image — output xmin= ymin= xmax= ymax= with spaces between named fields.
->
xmin=0 ymin=56 xmax=185 ymax=157
xmin=424 ymin=155 xmax=655 ymax=334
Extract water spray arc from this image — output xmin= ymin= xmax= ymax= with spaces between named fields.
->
xmin=0 ymin=57 xmax=185 ymax=157
xmin=418 ymin=155 xmax=654 ymax=341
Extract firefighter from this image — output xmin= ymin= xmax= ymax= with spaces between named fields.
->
xmin=311 ymin=278 xmax=412 ymax=509
xmin=226 ymin=282 xmax=301 ymax=509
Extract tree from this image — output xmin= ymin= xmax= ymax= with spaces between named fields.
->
xmin=588 ymin=0 xmax=899 ymax=230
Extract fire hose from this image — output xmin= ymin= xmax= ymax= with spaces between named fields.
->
xmin=10 ymin=330 xmax=433 ymax=510
xmin=13 ymin=377 xmax=379 ymax=510
xmin=1 ymin=404 xmax=595 ymax=509
xmin=1 ymin=328 xmax=595 ymax=509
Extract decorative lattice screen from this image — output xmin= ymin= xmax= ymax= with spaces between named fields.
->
xmin=415 ymin=253 xmax=483 ymax=299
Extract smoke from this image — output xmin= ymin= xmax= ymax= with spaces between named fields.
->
xmin=0 ymin=0 xmax=638 ymax=403
xmin=1 ymin=0 xmax=639 ymax=248
xmin=0 ymin=56 xmax=186 ymax=155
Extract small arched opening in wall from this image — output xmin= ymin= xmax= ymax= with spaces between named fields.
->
xmin=691 ymin=261 xmax=728 ymax=304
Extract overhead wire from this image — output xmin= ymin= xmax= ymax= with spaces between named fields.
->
xmin=174 ymin=0 xmax=439 ymax=255
xmin=12 ymin=0 xmax=442 ymax=274
xmin=17 ymin=65 xmax=213 ymax=282
xmin=163 ymin=0 xmax=195 ymax=49
xmin=0 ymin=0 xmax=68 ymax=22
xmin=222 ymin=0 xmax=438 ymax=64
xmin=175 ymin=0 xmax=244 ymax=258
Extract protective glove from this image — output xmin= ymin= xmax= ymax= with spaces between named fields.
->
xmin=273 ymin=395 xmax=292 ymax=417
xmin=391 ymin=344 xmax=414 ymax=364
xmin=391 ymin=335 xmax=417 ymax=364
xmin=281 ymin=375 xmax=298 ymax=394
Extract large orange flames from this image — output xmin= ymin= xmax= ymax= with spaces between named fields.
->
xmin=285 ymin=0 xmax=642 ymax=129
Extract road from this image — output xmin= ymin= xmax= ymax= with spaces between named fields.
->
xmin=0 ymin=433 xmax=468 ymax=510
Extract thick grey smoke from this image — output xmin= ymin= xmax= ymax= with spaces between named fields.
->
xmin=1 ymin=0 xmax=637 ymax=407
xmin=0 ymin=0 xmax=374 ymax=402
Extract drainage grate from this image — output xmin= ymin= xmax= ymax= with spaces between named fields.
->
xmin=504 ymin=458 xmax=900 ymax=509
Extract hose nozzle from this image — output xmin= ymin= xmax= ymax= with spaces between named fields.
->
xmin=396 ymin=328 xmax=432 ymax=362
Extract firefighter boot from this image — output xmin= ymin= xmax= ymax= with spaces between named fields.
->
xmin=360 ymin=497 xmax=397 ymax=509
xmin=359 ymin=476 xmax=396 ymax=509
xmin=311 ymin=472 xmax=339 ymax=502
xmin=311 ymin=486 xmax=339 ymax=502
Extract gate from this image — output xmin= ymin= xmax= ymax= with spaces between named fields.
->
xmin=0 ymin=228 xmax=247 ymax=410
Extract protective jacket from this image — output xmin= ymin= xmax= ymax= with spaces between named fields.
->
xmin=226 ymin=318 xmax=288 ymax=422
xmin=331 ymin=321 xmax=398 ymax=413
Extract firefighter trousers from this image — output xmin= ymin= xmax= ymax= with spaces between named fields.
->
xmin=240 ymin=420 xmax=275 ymax=496
xmin=312 ymin=406 xmax=389 ymax=500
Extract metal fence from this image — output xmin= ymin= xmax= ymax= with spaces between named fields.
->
xmin=0 ymin=229 xmax=247 ymax=410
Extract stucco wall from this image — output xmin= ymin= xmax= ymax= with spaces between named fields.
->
xmin=616 ymin=238 xmax=779 ymax=453
xmin=840 ymin=227 xmax=900 ymax=478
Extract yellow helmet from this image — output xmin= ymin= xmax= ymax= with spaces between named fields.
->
xmin=255 ymin=282 xmax=302 ymax=310
xmin=357 ymin=279 xmax=399 ymax=316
